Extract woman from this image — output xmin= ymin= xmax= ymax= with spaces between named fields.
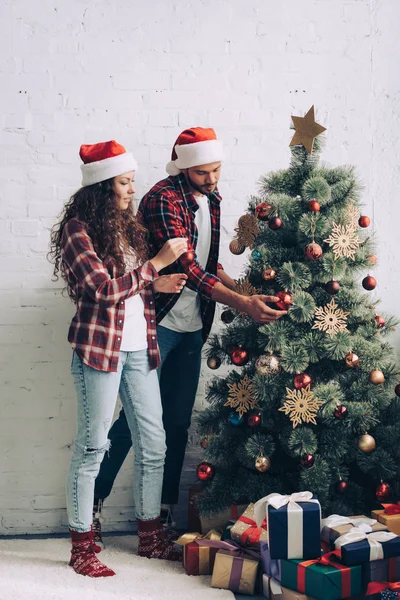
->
xmin=49 ymin=140 xmax=188 ymax=577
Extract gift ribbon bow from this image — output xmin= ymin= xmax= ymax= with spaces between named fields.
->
xmin=175 ymin=529 xmax=221 ymax=546
xmin=297 ymin=550 xmax=351 ymax=597
xmin=334 ymin=528 xmax=397 ymax=561
xmin=366 ymin=581 xmax=400 ymax=595
xmin=237 ymin=514 xmax=267 ymax=545
xmin=321 ymin=514 xmax=377 ymax=533
xmin=383 ymin=502 xmax=400 ymax=515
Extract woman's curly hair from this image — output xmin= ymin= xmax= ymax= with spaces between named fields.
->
xmin=48 ymin=178 xmax=150 ymax=302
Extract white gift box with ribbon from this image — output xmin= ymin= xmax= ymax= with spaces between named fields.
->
xmin=254 ymin=492 xmax=321 ymax=560
xmin=334 ymin=527 xmax=399 ymax=565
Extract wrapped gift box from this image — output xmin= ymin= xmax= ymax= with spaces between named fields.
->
xmin=260 ymin=543 xmax=362 ymax=600
xmin=188 ymin=482 xmax=247 ymax=533
xmin=262 ymin=574 xmax=317 ymax=599
xmin=372 ymin=509 xmax=400 ymax=537
xmin=211 ymin=548 xmax=260 ymax=595
xmin=334 ymin=530 xmax=400 ymax=566
xmin=183 ymin=540 xmax=220 ymax=575
xmin=321 ymin=515 xmax=388 ymax=550
xmin=362 ymin=556 xmax=400 ymax=588
xmin=254 ymin=492 xmax=321 ymax=560
xmin=231 ymin=503 xmax=268 ymax=547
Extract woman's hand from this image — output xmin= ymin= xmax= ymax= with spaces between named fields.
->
xmin=150 ymin=238 xmax=188 ymax=272
xmin=153 ymin=273 xmax=188 ymax=294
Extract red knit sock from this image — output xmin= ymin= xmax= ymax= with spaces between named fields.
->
xmin=137 ymin=517 xmax=182 ymax=561
xmin=69 ymin=530 xmax=115 ymax=577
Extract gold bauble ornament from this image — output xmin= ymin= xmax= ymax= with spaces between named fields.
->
xmin=358 ymin=433 xmax=376 ymax=454
xmin=262 ymin=268 xmax=276 ymax=281
xmin=345 ymin=352 xmax=359 ymax=368
xmin=369 ymin=369 xmax=385 ymax=385
xmin=255 ymin=455 xmax=271 ymax=472
xmin=229 ymin=239 xmax=246 ymax=255
xmin=255 ymin=353 xmax=280 ymax=376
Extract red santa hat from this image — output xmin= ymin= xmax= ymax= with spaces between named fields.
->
xmin=79 ymin=140 xmax=138 ymax=187
xmin=166 ymin=127 xmax=224 ymax=176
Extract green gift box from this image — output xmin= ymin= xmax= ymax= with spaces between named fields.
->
xmin=280 ymin=550 xmax=362 ymax=600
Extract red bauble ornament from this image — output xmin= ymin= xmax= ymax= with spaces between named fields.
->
xmin=231 ymin=347 xmax=249 ymax=366
xmin=293 ymin=373 xmax=312 ymax=389
xmin=221 ymin=309 xmax=235 ymax=324
xmin=336 ymin=479 xmax=348 ymax=494
xmin=368 ymin=255 xmax=377 ymax=265
xmin=334 ymin=405 xmax=348 ymax=420
xmin=375 ymin=315 xmax=385 ymax=328
xmin=196 ymin=462 xmax=215 ymax=481
xmin=307 ymin=199 xmax=321 ymax=212
xmin=300 ymin=453 xmax=315 ymax=468
xmin=268 ymin=216 xmax=283 ymax=230
xmin=362 ymin=275 xmax=377 ymax=291
xmin=275 ymin=291 xmax=293 ymax=310
xmin=376 ymin=482 xmax=392 ymax=502
xmin=326 ymin=280 xmax=341 ymax=295
xmin=395 ymin=383 xmax=400 ymax=397
xmin=200 ymin=438 xmax=209 ymax=449
xmin=305 ymin=242 xmax=323 ymax=260
xmin=180 ymin=250 xmax=195 ymax=267
xmin=358 ymin=215 xmax=371 ymax=228
xmin=247 ymin=412 xmax=262 ymax=428
xmin=255 ymin=202 xmax=272 ymax=221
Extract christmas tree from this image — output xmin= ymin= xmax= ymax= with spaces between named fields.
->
xmin=197 ymin=106 xmax=400 ymax=518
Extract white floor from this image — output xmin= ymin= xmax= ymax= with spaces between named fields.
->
xmin=0 ymin=535 xmax=234 ymax=600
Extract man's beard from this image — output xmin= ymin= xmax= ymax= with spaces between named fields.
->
xmin=185 ymin=172 xmax=215 ymax=196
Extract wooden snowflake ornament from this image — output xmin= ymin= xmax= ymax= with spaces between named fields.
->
xmin=324 ymin=222 xmax=361 ymax=260
xmin=312 ymin=298 xmax=350 ymax=335
xmin=224 ymin=374 xmax=258 ymax=418
xmin=279 ymin=385 xmax=324 ymax=428
xmin=235 ymin=214 xmax=259 ymax=249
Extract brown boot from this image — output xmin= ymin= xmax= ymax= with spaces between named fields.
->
xmin=69 ymin=529 xmax=115 ymax=577
xmin=137 ymin=517 xmax=182 ymax=561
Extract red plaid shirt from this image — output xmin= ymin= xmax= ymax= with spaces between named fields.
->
xmin=138 ymin=173 xmax=223 ymax=340
xmin=61 ymin=217 xmax=160 ymax=372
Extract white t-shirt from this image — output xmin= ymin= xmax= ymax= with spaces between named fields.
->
xmin=160 ymin=194 xmax=212 ymax=333
xmin=120 ymin=248 xmax=148 ymax=352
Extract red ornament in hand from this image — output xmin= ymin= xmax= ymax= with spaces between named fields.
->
xmin=196 ymin=462 xmax=215 ymax=481
xmin=268 ymin=216 xmax=283 ymax=230
xmin=376 ymin=482 xmax=392 ymax=502
xmin=293 ymin=373 xmax=312 ymax=389
xmin=275 ymin=291 xmax=293 ymax=310
xmin=375 ymin=315 xmax=385 ymax=328
xmin=255 ymin=202 xmax=272 ymax=221
xmin=231 ymin=347 xmax=249 ymax=366
xmin=336 ymin=479 xmax=348 ymax=494
xmin=305 ymin=242 xmax=323 ymax=260
xmin=180 ymin=250 xmax=195 ymax=267
xmin=307 ymin=199 xmax=321 ymax=212
xmin=358 ymin=215 xmax=371 ymax=228
xmin=247 ymin=412 xmax=262 ymax=428
xmin=300 ymin=453 xmax=315 ymax=468
xmin=362 ymin=275 xmax=377 ymax=291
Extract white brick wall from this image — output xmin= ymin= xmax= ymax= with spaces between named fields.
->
xmin=1 ymin=0 xmax=399 ymax=534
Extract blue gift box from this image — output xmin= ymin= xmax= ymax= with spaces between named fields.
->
xmin=267 ymin=496 xmax=321 ymax=560
xmin=362 ymin=555 xmax=400 ymax=588
xmin=336 ymin=533 xmax=400 ymax=566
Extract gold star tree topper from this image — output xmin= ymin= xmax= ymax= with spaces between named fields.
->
xmin=312 ymin=298 xmax=350 ymax=336
xmin=224 ymin=374 xmax=258 ymax=418
xmin=279 ymin=385 xmax=324 ymax=429
xmin=290 ymin=105 xmax=326 ymax=154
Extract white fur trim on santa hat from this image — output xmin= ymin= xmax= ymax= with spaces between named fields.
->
xmin=166 ymin=139 xmax=224 ymax=176
xmin=81 ymin=152 xmax=138 ymax=187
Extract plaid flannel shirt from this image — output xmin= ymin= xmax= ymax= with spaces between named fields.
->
xmin=138 ymin=173 xmax=223 ymax=341
xmin=61 ymin=217 xmax=160 ymax=372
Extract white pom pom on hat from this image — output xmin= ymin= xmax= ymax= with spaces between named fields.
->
xmin=166 ymin=127 xmax=224 ymax=176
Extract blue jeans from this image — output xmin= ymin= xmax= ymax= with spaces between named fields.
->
xmin=67 ymin=350 xmax=166 ymax=532
xmin=94 ymin=326 xmax=203 ymax=506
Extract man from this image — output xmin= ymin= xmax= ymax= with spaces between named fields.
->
xmin=92 ymin=127 xmax=286 ymax=541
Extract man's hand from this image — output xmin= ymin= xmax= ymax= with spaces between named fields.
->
xmin=242 ymin=295 xmax=287 ymax=323
xmin=153 ymin=273 xmax=188 ymax=294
